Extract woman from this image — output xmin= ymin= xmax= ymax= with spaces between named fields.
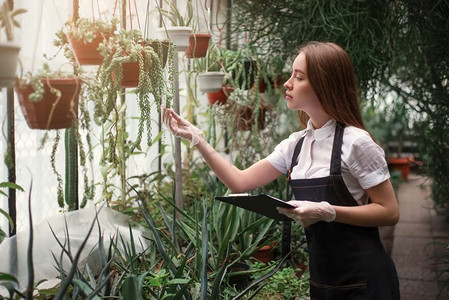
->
xmin=163 ymin=41 xmax=400 ymax=299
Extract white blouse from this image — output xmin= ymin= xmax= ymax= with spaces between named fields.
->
xmin=266 ymin=119 xmax=390 ymax=205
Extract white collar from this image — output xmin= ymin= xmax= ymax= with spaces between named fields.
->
xmin=304 ymin=119 xmax=336 ymax=141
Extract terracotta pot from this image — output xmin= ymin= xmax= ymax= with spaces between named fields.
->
xmin=185 ymin=33 xmax=210 ymax=58
xmin=236 ymin=104 xmax=267 ymax=131
xmin=388 ymin=157 xmax=413 ymax=180
xmin=0 ymin=42 xmax=21 ymax=88
xmin=15 ymin=78 xmax=81 ymax=130
xmin=206 ymin=85 xmax=233 ymax=106
xmin=68 ymin=33 xmax=108 ymax=65
xmin=112 ymin=41 xmax=170 ymax=88
xmin=252 ymin=244 xmax=276 ymax=264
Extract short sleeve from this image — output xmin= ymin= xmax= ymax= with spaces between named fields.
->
xmin=266 ymin=132 xmax=302 ymax=174
xmin=346 ymin=135 xmax=390 ymax=190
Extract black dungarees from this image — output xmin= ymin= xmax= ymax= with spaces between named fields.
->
xmin=287 ymin=122 xmax=400 ymax=299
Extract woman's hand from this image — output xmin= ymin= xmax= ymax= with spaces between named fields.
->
xmin=162 ymin=106 xmax=203 ymax=146
xmin=277 ymin=200 xmax=336 ymax=227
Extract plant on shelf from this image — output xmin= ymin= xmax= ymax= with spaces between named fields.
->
xmin=54 ymin=17 xmax=118 ymax=66
xmin=0 ymin=1 xmax=26 ymax=88
xmin=94 ymin=28 xmax=175 ymax=152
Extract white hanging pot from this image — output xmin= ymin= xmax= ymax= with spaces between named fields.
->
xmin=197 ymin=71 xmax=226 ymax=93
xmin=155 ymin=26 xmax=192 ymax=52
xmin=0 ymin=42 xmax=21 ymax=88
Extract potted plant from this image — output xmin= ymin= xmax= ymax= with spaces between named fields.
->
xmin=192 ymin=43 xmax=226 ymax=93
xmin=185 ymin=32 xmax=211 ymax=58
xmin=155 ymin=0 xmax=193 ymax=51
xmin=14 ymin=63 xmax=81 ymax=130
xmin=54 ymin=17 xmax=118 ymax=66
xmin=94 ymin=28 xmax=175 ymax=150
xmin=0 ymin=1 xmax=26 ymax=88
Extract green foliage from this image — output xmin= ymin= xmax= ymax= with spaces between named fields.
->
xmin=53 ymin=17 xmax=118 ymax=66
xmin=0 ymin=182 xmax=23 ymax=243
xmin=158 ymin=0 xmax=194 ymax=27
xmin=95 ymin=29 xmax=175 ymax=152
xmin=250 ymin=261 xmax=310 ymax=300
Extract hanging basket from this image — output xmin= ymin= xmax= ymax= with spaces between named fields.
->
xmin=15 ymin=78 xmax=81 ymax=130
xmin=0 ymin=42 xmax=21 ymax=88
xmin=111 ymin=40 xmax=171 ymax=88
xmin=197 ymin=71 xmax=225 ymax=93
xmin=68 ymin=33 xmax=109 ymax=65
xmin=155 ymin=26 xmax=192 ymax=51
xmin=185 ymin=33 xmax=210 ymax=58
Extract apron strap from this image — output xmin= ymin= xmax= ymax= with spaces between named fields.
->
xmin=282 ymin=136 xmax=305 ymax=259
xmin=330 ymin=122 xmax=346 ymax=175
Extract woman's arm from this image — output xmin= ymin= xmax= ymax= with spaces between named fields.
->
xmin=333 ymin=179 xmax=400 ymax=227
xmin=195 ymin=137 xmax=284 ymax=192
xmin=162 ymin=106 xmax=283 ymax=193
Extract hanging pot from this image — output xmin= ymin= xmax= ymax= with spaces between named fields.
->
xmin=68 ymin=33 xmax=109 ymax=65
xmin=15 ymin=78 xmax=81 ymax=130
xmin=206 ymin=85 xmax=233 ymax=106
xmin=0 ymin=42 xmax=21 ymax=88
xmin=185 ymin=33 xmax=210 ymax=58
xmin=112 ymin=41 xmax=170 ymax=88
xmin=197 ymin=71 xmax=225 ymax=93
xmin=155 ymin=26 xmax=192 ymax=51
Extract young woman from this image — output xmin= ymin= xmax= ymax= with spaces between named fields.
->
xmin=162 ymin=41 xmax=400 ymax=299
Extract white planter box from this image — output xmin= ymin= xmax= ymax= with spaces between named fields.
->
xmin=197 ymin=72 xmax=226 ymax=93
xmin=155 ymin=26 xmax=192 ymax=52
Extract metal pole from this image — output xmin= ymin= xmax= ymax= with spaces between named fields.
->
xmin=7 ymin=87 xmax=16 ymax=237
xmin=173 ymin=53 xmax=183 ymax=211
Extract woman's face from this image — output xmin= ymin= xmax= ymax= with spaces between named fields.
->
xmin=283 ymin=52 xmax=321 ymax=114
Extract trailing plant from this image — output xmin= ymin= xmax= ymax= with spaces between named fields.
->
xmin=53 ymin=17 xmax=118 ymax=68
xmin=94 ymin=29 xmax=175 ymax=153
xmin=16 ymin=63 xmax=94 ymax=210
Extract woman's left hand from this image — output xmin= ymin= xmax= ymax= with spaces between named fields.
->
xmin=277 ymin=201 xmax=336 ymax=227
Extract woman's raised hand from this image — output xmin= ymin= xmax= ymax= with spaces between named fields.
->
xmin=162 ymin=106 xmax=203 ymax=146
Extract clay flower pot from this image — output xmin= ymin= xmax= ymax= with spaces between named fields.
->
xmin=387 ymin=157 xmax=413 ymax=180
xmin=15 ymin=78 xmax=81 ymax=130
xmin=185 ymin=33 xmax=210 ymax=58
xmin=68 ymin=33 xmax=108 ymax=65
xmin=206 ymin=85 xmax=234 ymax=106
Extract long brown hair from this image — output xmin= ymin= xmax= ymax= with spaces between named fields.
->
xmin=297 ymin=41 xmax=366 ymax=130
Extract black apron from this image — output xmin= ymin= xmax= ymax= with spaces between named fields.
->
xmin=286 ymin=122 xmax=400 ymax=300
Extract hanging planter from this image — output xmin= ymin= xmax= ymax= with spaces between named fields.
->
xmin=0 ymin=42 xmax=20 ymax=88
xmin=54 ymin=18 xmax=118 ymax=66
xmin=197 ymin=71 xmax=225 ymax=93
xmin=185 ymin=33 xmax=210 ymax=58
xmin=0 ymin=2 xmax=26 ymax=88
xmin=112 ymin=40 xmax=171 ymax=88
xmin=206 ymin=85 xmax=233 ymax=106
xmin=155 ymin=26 xmax=192 ymax=52
xmin=15 ymin=77 xmax=81 ymax=130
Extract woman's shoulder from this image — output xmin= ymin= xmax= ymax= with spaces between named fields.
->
xmin=343 ymin=125 xmax=375 ymax=146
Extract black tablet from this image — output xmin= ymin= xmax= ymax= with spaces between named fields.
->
xmin=215 ymin=194 xmax=296 ymax=221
